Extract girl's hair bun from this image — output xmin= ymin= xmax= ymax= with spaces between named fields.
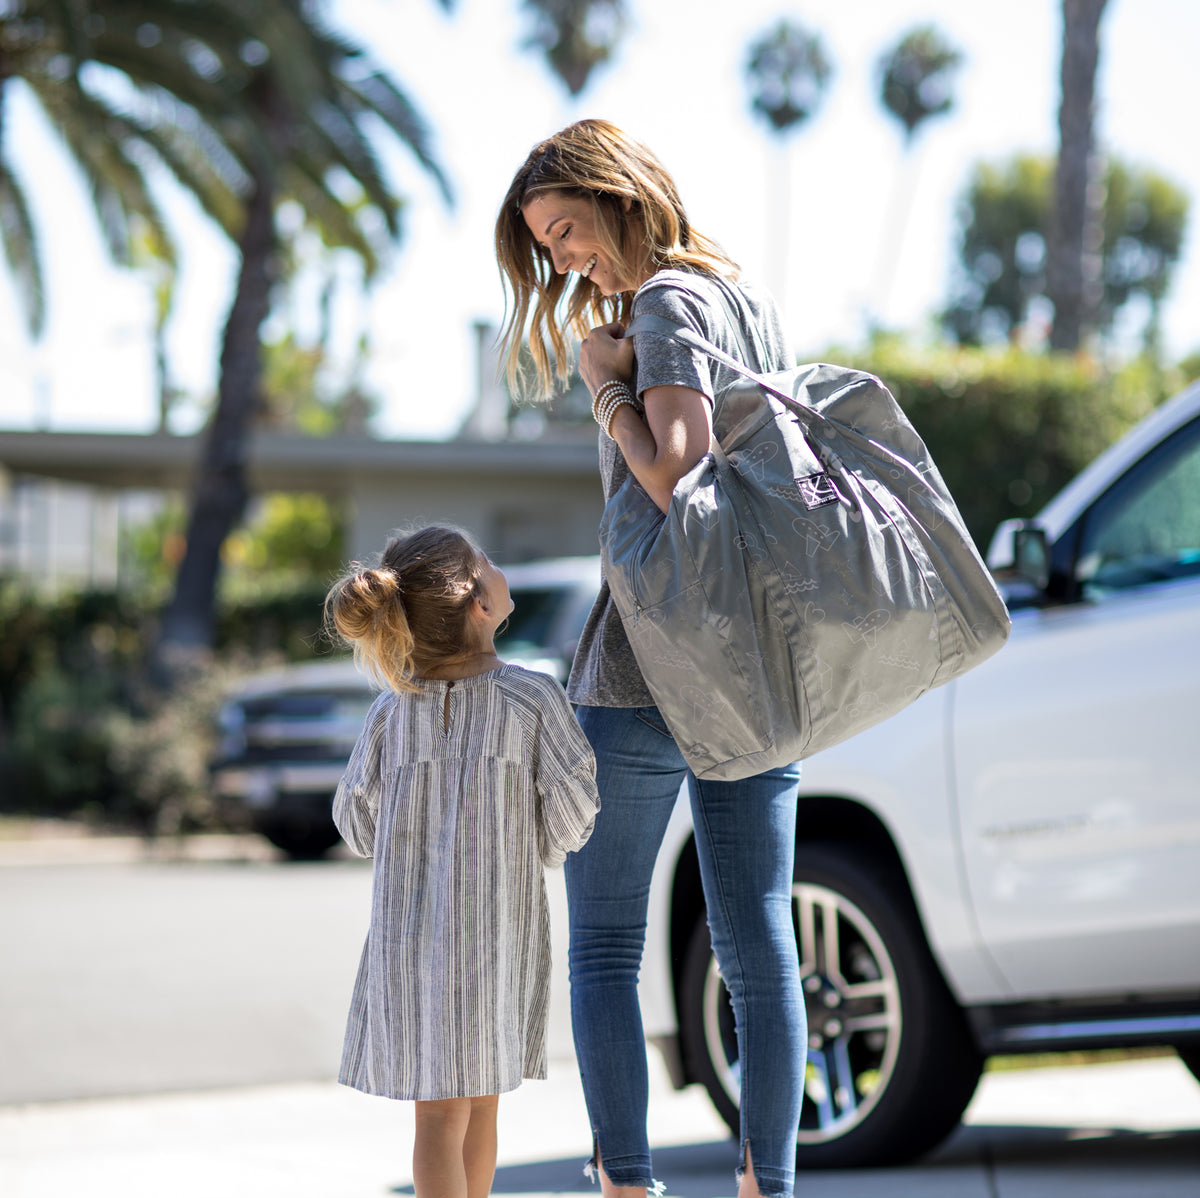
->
xmin=352 ymin=566 xmax=401 ymax=609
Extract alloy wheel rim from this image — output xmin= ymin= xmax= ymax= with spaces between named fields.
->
xmin=700 ymin=879 xmax=903 ymax=1144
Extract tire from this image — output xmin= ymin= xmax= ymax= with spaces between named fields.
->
xmin=679 ymin=842 xmax=983 ymax=1169
xmin=257 ymin=813 xmax=343 ymax=860
xmin=1178 ymin=1046 xmax=1200 ymax=1086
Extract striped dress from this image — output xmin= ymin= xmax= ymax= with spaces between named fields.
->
xmin=333 ymin=664 xmax=599 ymax=1100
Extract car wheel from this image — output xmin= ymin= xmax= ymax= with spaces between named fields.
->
xmin=1177 ymin=1046 xmax=1200 ymax=1086
xmin=257 ymin=814 xmax=343 ymax=861
xmin=679 ymin=841 xmax=982 ymax=1168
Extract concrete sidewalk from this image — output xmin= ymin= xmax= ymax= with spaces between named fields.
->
xmin=2 ymin=1053 xmax=1198 ymax=1198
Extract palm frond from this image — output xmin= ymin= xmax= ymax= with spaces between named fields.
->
xmin=295 ymin=99 xmax=400 ymax=235
xmin=31 ymin=74 xmax=175 ymax=270
xmin=124 ymin=99 xmax=247 ymax=237
xmin=0 ymin=155 xmax=46 ymax=337
xmin=280 ymin=159 xmax=381 ymax=278
xmin=339 ymin=70 xmax=453 ymax=206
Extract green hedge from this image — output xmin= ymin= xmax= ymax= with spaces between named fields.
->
xmin=826 ymin=340 xmax=1177 ymax=549
xmin=0 ymin=581 xmax=333 ymax=827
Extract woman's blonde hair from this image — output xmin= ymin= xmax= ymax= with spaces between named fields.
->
xmin=495 ymin=118 xmax=738 ymax=399
xmin=324 ymin=526 xmax=487 ymax=694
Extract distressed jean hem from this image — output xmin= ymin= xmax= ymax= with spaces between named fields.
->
xmin=582 ymin=1155 xmax=662 ymax=1194
xmin=737 ymin=1143 xmax=794 ymax=1198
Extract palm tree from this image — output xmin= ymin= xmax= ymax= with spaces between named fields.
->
xmin=873 ymin=24 xmax=961 ymax=327
xmin=745 ymin=17 xmax=832 ymax=310
xmin=1046 ymin=0 xmax=1110 ymax=351
xmin=154 ymin=1 xmax=452 ymax=664
xmin=2 ymin=3 xmax=451 ymax=667
xmin=878 ymin=25 xmax=961 ymax=147
xmin=521 ymin=0 xmax=626 ymax=96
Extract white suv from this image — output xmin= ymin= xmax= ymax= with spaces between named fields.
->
xmin=637 ymin=378 xmax=1200 ymax=1168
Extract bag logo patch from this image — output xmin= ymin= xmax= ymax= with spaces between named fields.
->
xmin=796 ymin=472 xmax=840 ymax=510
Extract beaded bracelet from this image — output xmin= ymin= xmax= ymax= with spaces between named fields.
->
xmin=592 ymin=379 xmax=630 ymax=423
xmin=592 ymin=381 xmax=636 ymax=438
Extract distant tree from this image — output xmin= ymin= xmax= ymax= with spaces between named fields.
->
xmin=521 ymin=0 xmax=626 ymax=95
xmin=129 ymin=492 xmax=345 ymax=597
xmin=942 ymin=155 xmax=1052 ymax=346
xmin=257 ymin=330 xmax=379 ymax=436
xmin=878 ymin=24 xmax=962 ymax=147
xmin=746 ymin=17 xmax=831 ymax=135
xmin=873 ymin=23 xmax=961 ymax=326
xmin=942 ymin=153 xmax=1188 ymax=351
xmin=1096 ymin=160 xmax=1188 ymax=355
xmin=1046 ymin=0 xmax=1111 ymax=351
xmin=1177 ymin=350 xmax=1200 ymax=386
xmin=745 ymin=17 xmax=831 ymax=309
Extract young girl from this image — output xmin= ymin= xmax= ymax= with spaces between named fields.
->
xmin=326 ymin=525 xmax=600 ymax=1198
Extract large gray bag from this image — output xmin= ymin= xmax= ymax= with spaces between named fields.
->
xmin=599 ymin=303 xmax=1011 ymax=782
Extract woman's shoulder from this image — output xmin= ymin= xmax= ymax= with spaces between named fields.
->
xmin=634 ymin=267 xmax=790 ymax=373
xmin=635 ymin=268 xmax=776 ymax=332
xmin=634 ymin=268 xmax=725 ymax=318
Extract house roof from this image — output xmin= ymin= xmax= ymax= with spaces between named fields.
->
xmin=0 ymin=430 xmax=599 ymax=493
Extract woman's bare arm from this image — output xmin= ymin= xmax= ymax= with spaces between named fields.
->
xmin=579 ymin=323 xmax=712 ymax=514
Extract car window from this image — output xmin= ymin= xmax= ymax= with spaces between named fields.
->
xmin=1075 ymin=416 xmax=1200 ymax=595
xmin=497 ymin=585 xmax=572 ymax=651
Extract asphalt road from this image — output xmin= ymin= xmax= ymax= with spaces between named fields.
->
xmin=0 ymin=834 xmax=576 ymax=1105
xmin=1 ymin=837 xmax=1198 ymax=1198
xmin=0 ymin=855 xmax=373 ymax=1103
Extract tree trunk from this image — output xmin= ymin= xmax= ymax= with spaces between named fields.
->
xmin=155 ymin=169 xmax=277 ymax=666
xmin=1046 ymin=0 xmax=1109 ymax=352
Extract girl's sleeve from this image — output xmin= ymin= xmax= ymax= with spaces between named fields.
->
xmin=530 ymin=678 xmax=600 ymax=869
xmin=332 ymin=693 xmax=392 ymax=858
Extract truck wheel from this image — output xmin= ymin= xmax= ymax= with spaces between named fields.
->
xmin=1178 ymin=1047 xmax=1200 ymax=1086
xmin=257 ymin=814 xmax=343 ymax=860
xmin=679 ymin=842 xmax=982 ymax=1168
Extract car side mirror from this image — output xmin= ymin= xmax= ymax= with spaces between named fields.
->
xmin=1012 ymin=526 xmax=1050 ymax=591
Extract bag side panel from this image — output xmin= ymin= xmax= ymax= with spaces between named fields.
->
xmin=802 ymin=374 xmax=1012 ymax=686
xmin=599 ymin=462 xmax=791 ymax=778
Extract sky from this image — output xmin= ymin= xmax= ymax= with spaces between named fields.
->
xmin=1 ymin=0 xmax=1198 ymax=441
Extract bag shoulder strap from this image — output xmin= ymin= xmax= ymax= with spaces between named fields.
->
xmin=627 ymin=310 xmax=884 ymax=425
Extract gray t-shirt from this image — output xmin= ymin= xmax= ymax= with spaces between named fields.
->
xmin=566 ymin=268 xmax=793 ymax=708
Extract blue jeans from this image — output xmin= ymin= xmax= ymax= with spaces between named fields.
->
xmin=566 ymin=705 xmax=806 ymax=1198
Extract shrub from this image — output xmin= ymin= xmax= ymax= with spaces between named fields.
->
xmin=827 ymin=340 xmax=1176 ymax=547
xmin=0 ymin=581 xmax=328 ymax=828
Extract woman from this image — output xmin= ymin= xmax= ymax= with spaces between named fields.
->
xmin=495 ymin=119 xmax=806 ymax=1198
